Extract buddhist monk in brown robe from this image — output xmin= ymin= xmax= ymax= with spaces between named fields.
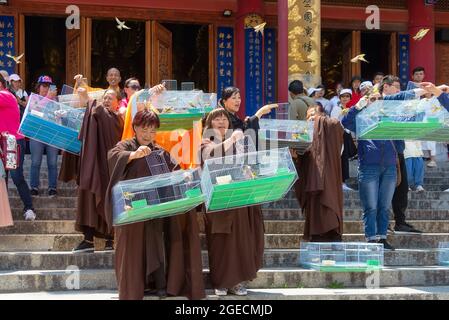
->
xmin=201 ymin=108 xmax=265 ymax=297
xmin=294 ymin=105 xmax=344 ymax=242
xmin=72 ymin=89 xmax=124 ymax=253
xmin=105 ymin=109 xmax=205 ymax=300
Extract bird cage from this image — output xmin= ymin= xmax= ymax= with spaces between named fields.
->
xmin=259 ymin=118 xmax=313 ymax=155
xmin=161 ymin=79 xmax=177 ymax=91
xmin=300 ymin=242 xmax=384 ymax=272
xmin=181 ymin=82 xmax=195 ymax=91
xmin=201 ymin=136 xmax=298 ymax=211
xmin=19 ymin=93 xmax=85 ymax=154
xmin=112 ymin=167 xmax=204 ymax=226
xmin=356 ymin=98 xmax=447 ymax=140
xmin=58 ymin=89 xmax=106 ymax=109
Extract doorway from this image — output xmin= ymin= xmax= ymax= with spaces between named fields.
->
xmin=25 ymin=16 xmax=66 ymax=93
xmin=162 ymin=23 xmax=210 ymax=92
xmin=90 ymin=19 xmax=146 ymax=88
xmin=361 ymin=32 xmax=391 ymax=81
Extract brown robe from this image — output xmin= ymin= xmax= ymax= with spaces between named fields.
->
xmin=201 ymin=141 xmax=265 ymax=289
xmin=294 ymin=116 xmax=344 ymax=241
xmin=105 ymin=138 xmax=205 ymax=300
xmin=58 ymin=152 xmax=79 ymax=183
xmin=76 ymin=103 xmax=124 ymax=238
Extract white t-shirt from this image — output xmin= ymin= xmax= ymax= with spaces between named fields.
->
xmin=15 ymin=89 xmax=28 ymax=100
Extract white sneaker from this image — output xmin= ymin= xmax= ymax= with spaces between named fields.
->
xmin=427 ymin=160 xmax=437 ymax=168
xmin=214 ymin=288 xmax=228 ymax=296
xmin=342 ymin=183 xmax=354 ymax=191
xmin=229 ymin=283 xmax=248 ymax=296
xmin=24 ymin=209 xmax=36 ymax=221
xmin=416 ymin=185 xmax=425 ymax=192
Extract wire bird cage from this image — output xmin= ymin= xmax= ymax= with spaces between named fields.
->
xmin=112 ymin=167 xmax=204 ymax=226
xmin=201 ymin=136 xmax=298 ymax=212
xmin=19 ymin=93 xmax=85 ymax=154
xmin=299 ymin=242 xmax=384 ymax=272
xmin=259 ymin=118 xmax=313 ymax=154
xmin=58 ymin=89 xmax=106 ymax=108
xmin=356 ymin=98 xmax=449 ymax=141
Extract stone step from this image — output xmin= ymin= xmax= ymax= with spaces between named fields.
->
xmin=262 ymin=209 xmax=449 ymax=221
xmin=0 ymin=248 xmax=440 ymax=271
xmin=2 ymin=220 xmax=449 ymax=235
xmin=2 ymin=286 xmax=449 ymax=300
xmin=8 ymin=187 xmax=77 ymax=198
xmin=11 ymin=208 xmax=77 ymax=220
xmin=0 ymin=233 xmax=448 ymax=252
xmin=0 ymin=221 xmax=78 ymax=235
xmin=10 ymin=188 xmax=449 ymax=200
xmin=9 ymin=194 xmax=449 ymax=211
xmin=10 ymin=207 xmax=449 ymax=222
xmin=2 ymin=266 xmax=449 ymax=292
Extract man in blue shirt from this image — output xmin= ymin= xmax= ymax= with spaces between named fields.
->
xmin=342 ymin=75 xmax=429 ymax=250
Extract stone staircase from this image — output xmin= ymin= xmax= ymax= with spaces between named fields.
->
xmin=2 ymin=156 xmax=449 ymax=300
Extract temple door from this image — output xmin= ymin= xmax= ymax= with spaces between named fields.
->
xmin=342 ymin=33 xmax=352 ymax=86
xmin=66 ymin=17 xmax=90 ymax=86
xmin=148 ymin=21 xmax=173 ymax=86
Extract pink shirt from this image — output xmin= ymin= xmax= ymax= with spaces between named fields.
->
xmin=0 ymin=89 xmax=24 ymax=140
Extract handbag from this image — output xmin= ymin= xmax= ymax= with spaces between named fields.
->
xmin=0 ymin=132 xmax=20 ymax=170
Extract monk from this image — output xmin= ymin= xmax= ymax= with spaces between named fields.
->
xmin=105 ymin=109 xmax=205 ymax=300
xmin=294 ymin=105 xmax=344 ymax=242
xmin=72 ymin=89 xmax=124 ymax=253
xmin=201 ymin=108 xmax=265 ymax=297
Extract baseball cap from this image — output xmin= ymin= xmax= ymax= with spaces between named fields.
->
xmin=9 ymin=74 xmax=21 ymax=82
xmin=0 ymin=70 xmax=9 ymax=82
xmin=37 ymin=75 xmax=53 ymax=84
xmin=307 ymin=87 xmax=320 ymax=97
xmin=360 ymin=81 xmax=373 ymax=91
xmin=339 ymin=89 xmax=353 ymax=97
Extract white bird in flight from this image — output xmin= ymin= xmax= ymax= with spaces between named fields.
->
xmin=115 ymin=17 xmax=131 ymax=31
xmin=413 ymin=28 xmax=430 ymax=41
xmin=254 ymin=22 xmax=267 ymax=36
xmin=351 ymin=54 xmax=369 ymax=64
xmin=6 ymin=53 xmax=24 ymax=64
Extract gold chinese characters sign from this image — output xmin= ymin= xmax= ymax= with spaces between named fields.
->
xmin=288 ymin=0 xmax=321 ymax=88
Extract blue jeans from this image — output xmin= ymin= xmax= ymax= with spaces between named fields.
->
xmin=358 ymin=165 xmax=397 ymax=241
xmin=7 ymin=139 xmax=33 ymax=211
xmin=405 ymin=157 xmax=424 ymax=188
xmin=30 ymin=140 xmax=59 ymax=190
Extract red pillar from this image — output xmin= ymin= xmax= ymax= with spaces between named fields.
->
xmin=277 ymin=0 xmax=288 ymax=102
xmin=408 ymin=0 xmax=435 ymax=82
xmin=235 ymin=0 xmax=264 ymax=118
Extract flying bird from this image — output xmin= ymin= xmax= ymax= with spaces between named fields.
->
xmin=351 ymin=54 xmax=369 ymax=63
xmin=115 ymin=17 xmax=131 ymax=31
xmin=413 ymin=28 xmax=430 ymax=41
xmin=6 ymin=53 xmax=24 ymax=64
xmin=254 ymin=22 xmax=267 ymax=36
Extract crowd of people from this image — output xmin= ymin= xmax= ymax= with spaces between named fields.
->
xmin=1 ymin=64 xmax=449 ymax=300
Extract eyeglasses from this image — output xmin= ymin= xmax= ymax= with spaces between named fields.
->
xmin=128 ymin=85 xmax=141 ymax=90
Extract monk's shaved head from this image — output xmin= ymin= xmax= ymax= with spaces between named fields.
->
xmin=107 ymin=68 xmax=121 ymax=77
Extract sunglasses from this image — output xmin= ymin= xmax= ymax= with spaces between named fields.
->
xmin=370 ymin=97 xmax=383 ymax=103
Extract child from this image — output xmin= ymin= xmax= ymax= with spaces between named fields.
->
xmin=404 ymin=141 xmax=425 ymax=192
